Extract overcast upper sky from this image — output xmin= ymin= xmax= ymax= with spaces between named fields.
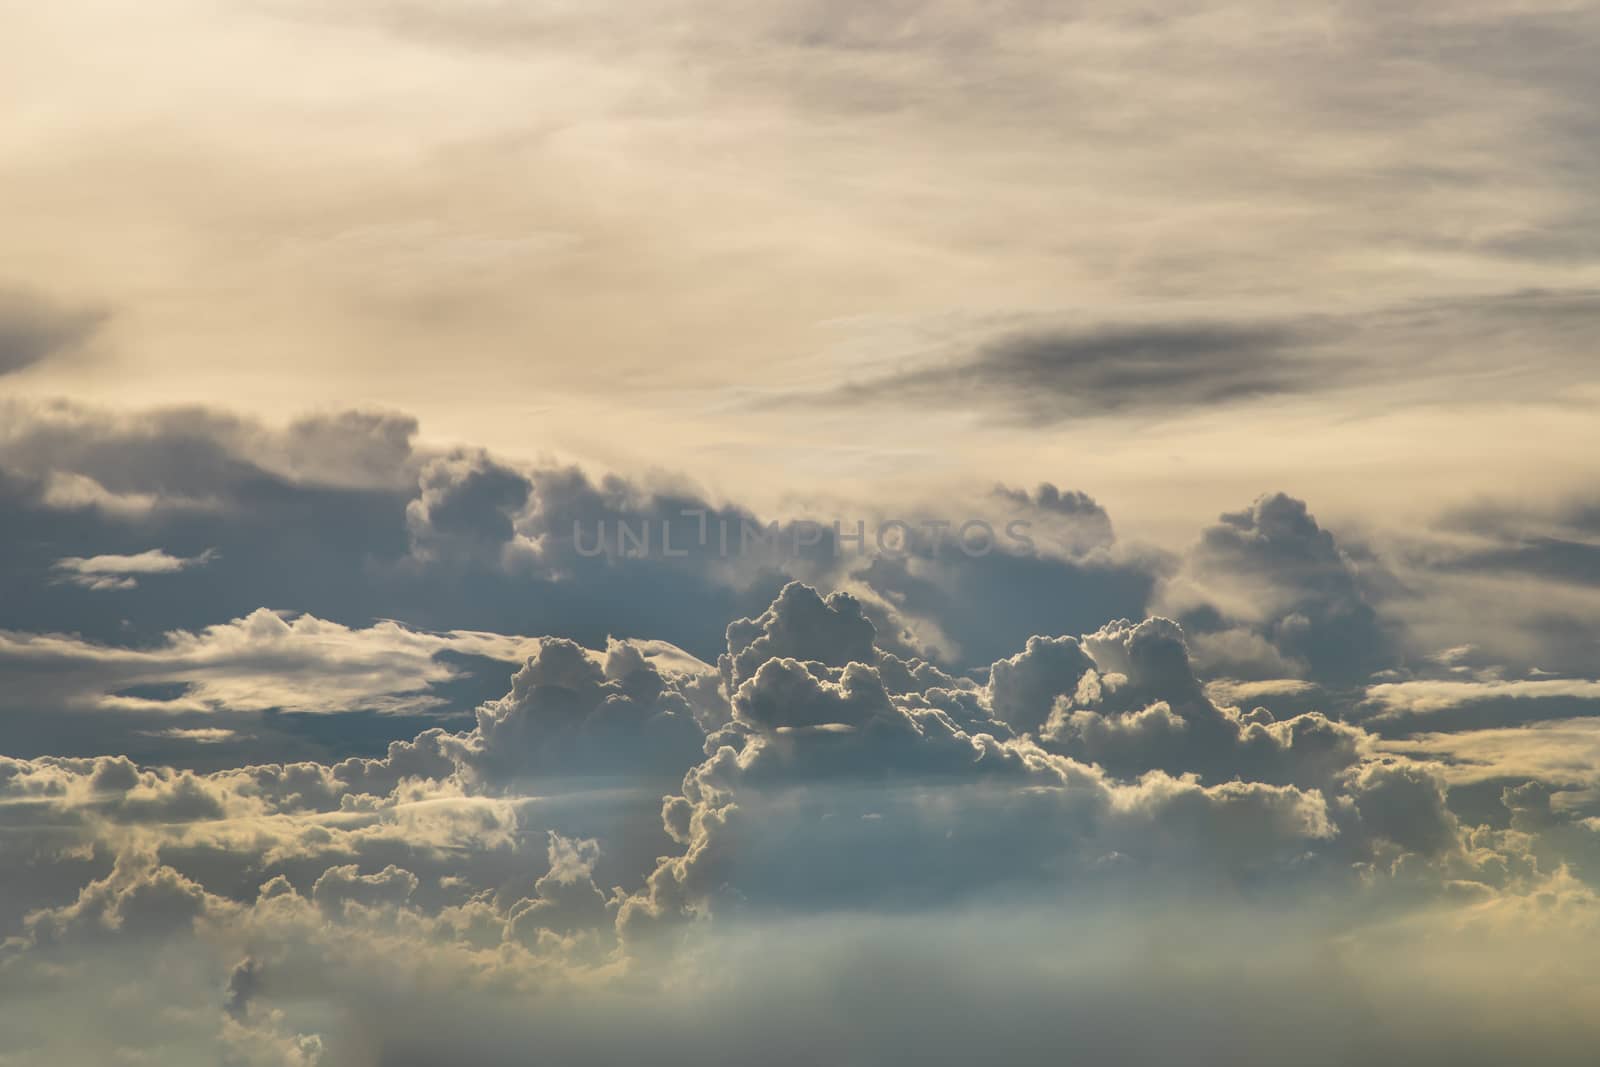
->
xmin=6 ymin=0 xmax=1600 ymax=530
xmin=2 ymin=2 xmax=1599 ymax=1065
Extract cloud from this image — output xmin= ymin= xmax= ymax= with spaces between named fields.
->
xmin=448 ymin=635 xmax=715 ymax=784
xmin=1158 ymin=492 xmax=1397 ymax=685
xmin=6 ymin=0 xmax=1600 ymax=1057
xmin=406 ymin=452 xmax=531 ymax=564
xmin=0 ymin=608 xmax=548 ymax=722
xmin=847 ymin=484 xmax=1157 ymax=665
xmin=791 ymin=290 xmax=1600 ymax=425
xmin=1378 ymin=494 xmax=1600 ymax=677
xmin=7 ymin=0 xmax=1600 ymax=542
xmin=52 ymin=548 xmax=217 ymax=591
xmin=991 ymin=482 xmax=1116 ymax=552
xmin=1026 ymin=616 xmax=1368 ymax=789
xmin=721 ymin=582 xmax=881 ymax=692
xmin=822 ymin=320 xmax=1318 ymax=420
xmin=8 ymin=884 xmax=1600 ymax=1067
xmin=140 ymin=726 xmax=240 ymax=744
xmin=0 ymin=400 xmax=792 ymax=664
xmin=311 ymin=863 xmax=419 ymax=916
xmin=1380 ymin=719 xmax=1600 ymax=790
xmin=1354 ymin=676 xmax=1600 ymax=741
xmin=987 ymin=634 xmax=1096 ymax=736
xmin=614 ymin=586 xmax=1509 ymax=936
xmin=1365 ymin=678 xmax=1600 ymax=718
xmin=0 ymin=578 xmax=1593 ymax=1063
xmin=0 ymin=399 xmax=1166 ymax=695
xmin=0 ymin=288 xmax=107 ymax=376
xmin=1 ymin=400 xmax=892 ymax=770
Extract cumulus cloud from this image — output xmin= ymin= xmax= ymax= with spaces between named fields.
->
xmin=1012 ymin=617 xmax=1368 ymax=789
xmin=991 ymin=482 xmax=1116 ymax=552
xmin=0 ymin=577 xmax=1592 ymax=1063
xmin=406 ymin=451 xmax=532 ymax=565
xmin=6 ymin=0 xmax=1600 ymax=1056
xmin=614 ymin=585 xmax=1523 ymax=937
xmin=1158 ymin=492 xmax=1396 ymax=685
xmin=0 ymin=395 xmax=1590 ymax=1066
xmin=848 ymin=483 xmax=1156 ymax=665
xmin=449 ymin=635 xmax=715 ymax=784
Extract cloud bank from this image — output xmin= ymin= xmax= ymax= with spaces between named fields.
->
xmin=1 ymin=541 xmax=1596 ymax=1063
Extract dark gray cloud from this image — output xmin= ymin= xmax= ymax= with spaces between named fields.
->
xmin=1425 ymin=496 xmax=1600 ymax=590
xmin=1160 ymin=493 xmax=1399 ymax=686
xmin=0 ymin=402 xmax=789 ymax=759
xmin=0 ymin=288 xmax=107 ymax=376
xmin=1358 ymin=684 xmax=1600 ymax=740
xmin=1375 ymin=494 xmax=1600 ymax=677
xmin=0 ymin=402 xmax=788 ymax=661
xmin=825 ymin=320 xmax=1323 ymax=421
xmin=850 ymin=484 xmax=1156 ymax=665
xmin=1440 ymin=536 xmax=1600 ymax=589
xmin=798 ymin=290 xmax=1600 ymax=423
xmin=0 ymin=401 xmax=1174 ymax=765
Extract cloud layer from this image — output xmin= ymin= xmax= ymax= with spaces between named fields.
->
xmin=1 ymin=570 xmax=1597 ymax=1064
xmin=4 ymin=0 xmax=1600 ymax=1057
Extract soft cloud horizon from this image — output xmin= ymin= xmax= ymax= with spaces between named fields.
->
xmin=2 ymin=1 xmax=1597 ymax=1063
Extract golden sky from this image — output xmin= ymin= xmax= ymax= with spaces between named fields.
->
xmin=6 ymin=0 xmax=1599 ymax=536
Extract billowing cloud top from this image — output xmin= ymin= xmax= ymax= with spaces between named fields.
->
xmin=3 ymin=0 xmax=1600 ymax=1061
xmin=0 ymin=398 xmax=1598 ymax=1065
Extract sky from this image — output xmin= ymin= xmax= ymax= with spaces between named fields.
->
xmin=2 ymin=1 xmax=1599 ymax=1064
